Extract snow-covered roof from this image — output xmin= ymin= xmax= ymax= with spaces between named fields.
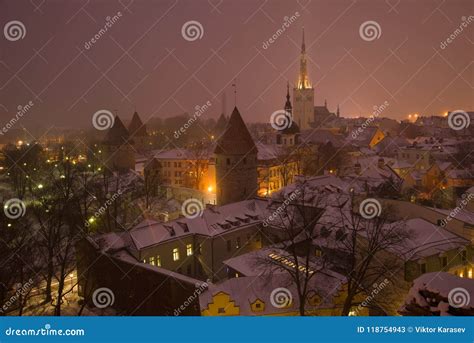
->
xmin=402 ymin=272 xmax=474 ymax=314
xmin=344 ymin=156 xmax=401 ymax=182
xmin=255 ymin=142 xmax=280 ymax=161
xmin=199 ymin=272 xmax=346 ymax=315
xmin=223 ymin=247 xmax=325 ymax=277
xmin=127 ymin=199 xmax=272 ymax=250
xmin=429 ymin=208 xmax=474 ymax=226
xmin=401 ymin=218 xmax=469 ymax=260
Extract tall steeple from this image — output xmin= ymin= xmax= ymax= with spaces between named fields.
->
xmin=284 ymin=81 xmax=292 ymax=114
xmin=297 ymin=28 xmax=311 ymax=90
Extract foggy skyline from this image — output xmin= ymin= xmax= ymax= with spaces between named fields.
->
xmin=0 ymin=0 xmax=473 ymax=131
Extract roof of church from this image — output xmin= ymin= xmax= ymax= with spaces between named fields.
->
xmin=314 ymin=105 xmax=332 ymax=116
xmin=104 ymin=116 xmax=132 ymax=145
xmin=214 ymin=107 xmax=257 ymax=155
xmin=128 ymin=111 xmax=147 ymax=137
xmin=280 ymin=119 xmax=300 ymax=134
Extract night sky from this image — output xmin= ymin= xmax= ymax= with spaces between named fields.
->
xmin=0 ymin=0 xmax=472 ymax=130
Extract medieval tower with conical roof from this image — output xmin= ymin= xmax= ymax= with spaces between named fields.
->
xmin=128 ymin=111 xmax=148 ymax=151
xmin=293 ymin=28 xmax=314 ymax=130
xmin=214 ymin=107 xmax=257 ymax=206
xmin=103 ymin=115 xmax=135 ymax=172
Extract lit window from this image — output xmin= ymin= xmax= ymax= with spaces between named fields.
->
xmin=173 ymin=248 xmax=180 ymax=261
xmin=156 ymin=255 xmax=161 ymax=267
xmin=150 ymin=256 xmax=155 ymax=266
xmin=236 ymin=237 xmax=241 ymax=249
xmin=468 ymin=268 xmax=473 ymax=279
xmin=143 ymin=258 xmax=147 ymax=263
xmin=186 ymin=244 xmax=193 ymax=256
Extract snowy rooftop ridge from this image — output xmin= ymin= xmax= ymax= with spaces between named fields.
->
xmin=402 ymin=272 xmax=474 ymax=315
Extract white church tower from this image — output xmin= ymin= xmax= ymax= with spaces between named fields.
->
xmin=293 ymin=28 xmax=314 ymax=130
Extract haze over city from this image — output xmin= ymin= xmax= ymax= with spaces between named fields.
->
xmin=0 ymin=0 xmax=473 ymax=336
xmin=1 ymin=0 xmax=472 ymax=131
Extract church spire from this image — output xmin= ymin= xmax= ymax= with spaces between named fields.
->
xmin=297 ymin=27 xmax=311 ymax=90
xmin=284 ymin=81 xmax=292 ymax=114
xmin=301 ymin=27 xmax=306 ymax=54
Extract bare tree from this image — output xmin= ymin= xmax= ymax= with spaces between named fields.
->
xmin=255 ymin=180 xmax=334 ymax=315
xmin=0 ymin=210 xmax=38 ymax=316
xmin=276 ymin=145 xmax=298 ymax=188
xmin=143 ymin=158 xmax=162 ymax=208
xmin=334 ymin=196 xmax=412 ymax=315
xmin=185 ymin=141 xmax=210 ymax=190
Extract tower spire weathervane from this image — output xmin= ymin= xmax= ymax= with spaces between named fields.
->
xmin=232 ymin=78 xmax=237 ymax=107
xmin=297 ymin=27 xmax=311 ymax=90
xmin=302 ymin=27 xmax=305 ymax=53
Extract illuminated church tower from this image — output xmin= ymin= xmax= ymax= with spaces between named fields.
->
xmin=293 ymin=28 xmax=314 ymax=130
